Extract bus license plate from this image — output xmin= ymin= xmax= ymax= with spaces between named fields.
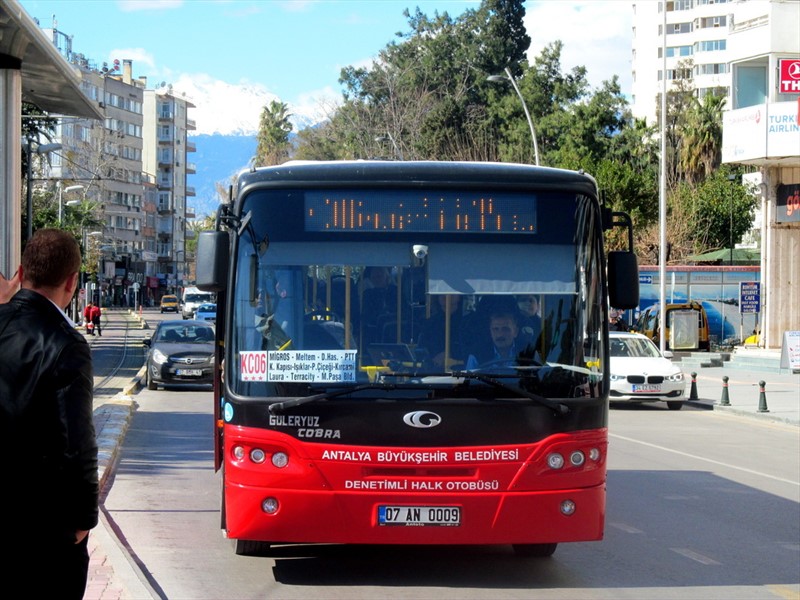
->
xmin=176 ymin=369 xmax=202 ymax=376
xmin=378 ymin=506 xmax=461 ymax=527
xmin=632 ymin=384 xmax=661 ymax=392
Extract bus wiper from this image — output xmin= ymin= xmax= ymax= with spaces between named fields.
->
xmin=450 ymin=371 xmax=570 ymax=416
xmin=268 ymin=384 xmax=398 ymax=414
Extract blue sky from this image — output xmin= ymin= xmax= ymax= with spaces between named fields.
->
xmin=19 ymin=0 xmax=633 ymax=135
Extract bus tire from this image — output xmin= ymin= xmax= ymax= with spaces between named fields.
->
xmin=513 ymin=543 xmax=557 ymax=557
xmin=234 ymin=539 xmax=271 ymax=556
xmin=667 ymin=401 xmax=683 ymax=411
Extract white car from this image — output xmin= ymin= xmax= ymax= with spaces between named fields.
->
xmin=194 ymin=302 xmax=216 ymax=323
xmin=608 ymin=332 xmax=686 ymax=410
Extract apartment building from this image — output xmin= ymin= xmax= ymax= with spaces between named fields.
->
xmin=42 ymin=25 xmax=194 ymax=305
xmin=143 ymin=87 xmax=197 ymax=296
xmin=632 ymin=1 xmax=799 ymax=350
xmin=632 ymin=0 xmax=734 ymax=125
xmin=720 ymin=0 xmax=800 ymax=350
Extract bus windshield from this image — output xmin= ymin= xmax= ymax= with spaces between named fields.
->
xmin=227 ymin=187 xmax=606 ymax=401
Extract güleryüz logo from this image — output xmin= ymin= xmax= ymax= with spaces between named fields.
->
xmin=403 ymin=411 xmax=442 ymax=428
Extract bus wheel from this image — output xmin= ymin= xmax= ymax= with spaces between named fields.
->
xmin=234 ymin=539 xmax=272 ymax=556
xmin=513 ymin=543 xmax=557 ymax=557
xmin=667 ymin=401 xmax=683 ymax=411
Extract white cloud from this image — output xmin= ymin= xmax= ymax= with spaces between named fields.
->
xmin=171 ymin=74 xmax=279 ymax=136
xmin=524 ymin=1 xmax=632 ymax=94
xmin=106 ymin=47 xmax=157 ymax=72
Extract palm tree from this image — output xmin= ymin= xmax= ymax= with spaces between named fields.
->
xmin=681 ymin=91 xmax=726 ymax=185
xmin=255 ymin=100 xmax=293 ymax=167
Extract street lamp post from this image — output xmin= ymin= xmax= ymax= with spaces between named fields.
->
xmin=374 ymin=133 xmax=404 ymax=160
xmin=728 ymin=174 xmax=738 ymax=265
xmin=487 ymin=67 xmax=540 ymax=166
xmin=24 ymin=139 xmax=62 ymax=243
xmin=58 ymin=184 xmax=85 ymax=225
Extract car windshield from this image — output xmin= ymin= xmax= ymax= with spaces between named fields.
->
xmin=157 ymin=324 xmax=214 ymax=343
xmin=611 ymin=336 xmax=662 ymax=359
xmin=197 ymin=304 xmax=216 ymax=312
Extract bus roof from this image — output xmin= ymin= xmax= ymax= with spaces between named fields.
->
xmin=235 ymin=160 xmax=599 ymax=198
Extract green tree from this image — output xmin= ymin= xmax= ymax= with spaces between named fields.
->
xmin=681 ymin=91 xmax=726 ymax=185
xmin=255 ymin=100 xmax=293 ymax=167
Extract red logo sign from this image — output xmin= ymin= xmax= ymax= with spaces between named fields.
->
xmin=779 ymin=59 xmax=800 ymax=94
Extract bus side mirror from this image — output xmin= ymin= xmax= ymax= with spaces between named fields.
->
xmin=608 ymin=251 xmax=639 ymax=310
xmin=196 ymin=231 xmax=230 ymax=293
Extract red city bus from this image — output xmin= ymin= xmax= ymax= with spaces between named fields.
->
xmin=197 ymin=161 xmax=638 ymax=556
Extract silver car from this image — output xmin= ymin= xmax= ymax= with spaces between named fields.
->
xmin=608 ymin=332 xmax=686 ymax=410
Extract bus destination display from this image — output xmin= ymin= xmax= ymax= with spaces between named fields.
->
xmin=305 ymin=191 xmax=536 ymax=234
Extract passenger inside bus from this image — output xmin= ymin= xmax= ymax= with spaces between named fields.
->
xmin=516 ymin=294 xmax=542 ymax=344
xmin=417 ymin=295 xmax=466 ymax=369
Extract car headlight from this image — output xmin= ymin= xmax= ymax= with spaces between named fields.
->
xmin=152 ymin=348 xmax=168 ymax=365
xmin=666 ymin=372 xmax=684 ymax=382
xmin=609 ymin=373 xmax=626 ymax=382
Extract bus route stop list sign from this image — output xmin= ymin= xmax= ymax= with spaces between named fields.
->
xmin=240 ymin=350 xmax=357 ymax=383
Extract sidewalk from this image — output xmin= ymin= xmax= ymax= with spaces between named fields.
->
xmin=84 ymin=308 xmax=153 ymax=600
xmin=686 ymin=364 xmax=800 ymax=426
xmin=81 ymin=314 xmax=799 ymax=599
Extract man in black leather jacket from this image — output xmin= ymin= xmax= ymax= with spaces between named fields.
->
xmin=0 ymin=229 xmax=98 ymax=599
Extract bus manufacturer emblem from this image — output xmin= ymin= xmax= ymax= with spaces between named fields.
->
xmin=403 ymin=411 xmax=441 ymax=428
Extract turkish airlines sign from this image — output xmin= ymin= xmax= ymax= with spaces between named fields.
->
xmin=779 ymin=59 xmax=800 ymax=94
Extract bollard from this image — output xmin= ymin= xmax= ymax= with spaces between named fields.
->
xmin=758 ymin=380 xmax=770 ymax=413
xmin=720 ymin=375 xmax=731 ymax=406
xmin=689 ymin=372 xmax=698 ymax=400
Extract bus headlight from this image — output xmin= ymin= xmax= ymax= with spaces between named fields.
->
xmin=547 ymin=453 xmax=564 ymax=469
xmin=570 ymin=451 xmax=585 ymax=466
xmin=560 ymin=500 xmax=576 ymax=516
xmin=232 ymin=445 xmax=245 ymax=460
xmin=588 ymin=448 xmax=601 ymax=461
xmin=271 ymin=452 xmax=289 ymax=468
xmin=250 ymin=448 xmax=266 ymax=463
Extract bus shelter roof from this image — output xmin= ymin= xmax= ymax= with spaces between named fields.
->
xmin=0 ymin=0 xmax=103 ymax=119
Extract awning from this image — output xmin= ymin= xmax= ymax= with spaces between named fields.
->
xmin=685 ymin=248 xmax=761 ymax=265
xmin=0 ymin=0 xmax=103 ymax=119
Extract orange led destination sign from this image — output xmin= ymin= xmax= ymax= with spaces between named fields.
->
xmin=305 ymin=191 xmax=537 ymax=233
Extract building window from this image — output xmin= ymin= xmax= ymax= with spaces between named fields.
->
xmin=695 ymin=39 xmax=726 ymax=52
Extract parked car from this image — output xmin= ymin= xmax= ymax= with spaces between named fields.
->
xmin=143 ymin=320 xmax=215 ymax=390
xmin=194 ymin=302 xmax=216 ymax=323
xmin=608 ymin=331 xmax=686 ymax=410
xmin=160 ymin=294 xmax=179 ymax=313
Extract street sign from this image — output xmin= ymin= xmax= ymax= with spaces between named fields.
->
xmin=739 ymin=281 xmax=761 ymax=314
xmin=778 ymin=59 xmax=800 ymax=94
xmin=639 ymin=275 xmax=653 ymax=284
xmin=79 ymin=288 xmax=86 ymax=298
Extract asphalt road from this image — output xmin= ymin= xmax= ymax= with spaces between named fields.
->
xmin=103 ymin=388 xmax=800 ymax=600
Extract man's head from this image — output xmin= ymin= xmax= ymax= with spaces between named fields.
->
xmin=21 ymin=229 xmax=81 ymax=307
xmin=489 ymin=312 xmax=519 ymax=355
xmin=517 ymin=295 xmax=539 ymax=317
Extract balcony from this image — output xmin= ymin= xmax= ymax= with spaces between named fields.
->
xmin=186 ymin=118 xmax=196 ymax=131
xmin=186 ymin=162 xmax=197 ymax=174
xmin=158 ymin=111 xmax=174 ymax=121
xmin=186 ymin=140 xmax=197 ymax=153
xmin=157 ymin=134 xmax=173 ymax=144
xmin=186 ymin=186 xmax=196 ymax=197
